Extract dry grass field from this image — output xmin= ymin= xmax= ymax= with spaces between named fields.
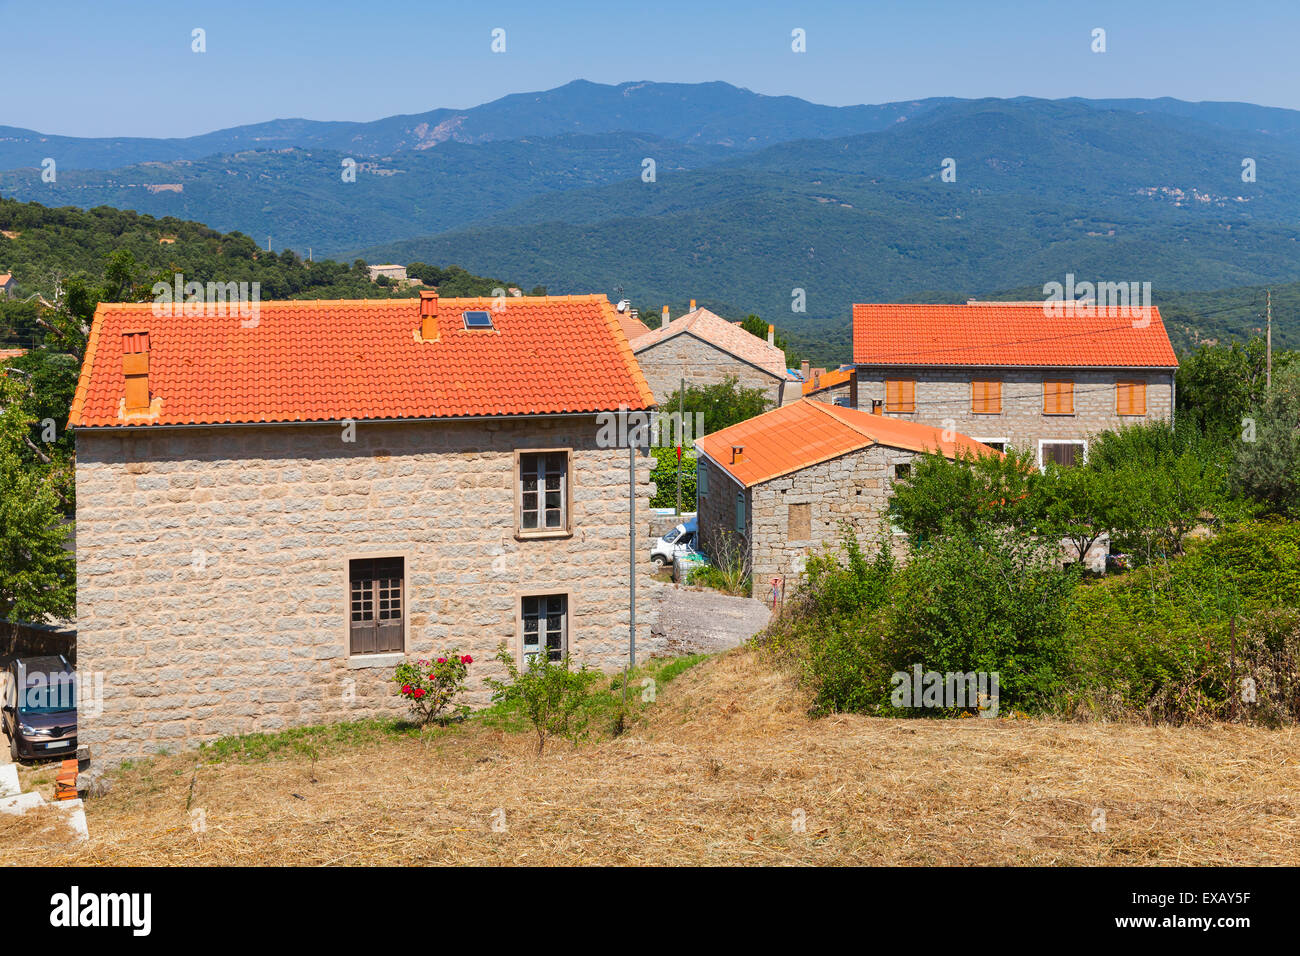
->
xmin=3 ymin=648 xmax=1298 ymax=866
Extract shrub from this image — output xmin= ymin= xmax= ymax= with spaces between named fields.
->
xmin=392 ymin=653 xmax=473 ymax=727
xmin=690 ymin=528 xmax=751 ymax=596
xmin=482 ymin=644 xmax=601 ymax=754
xmin=887 ymin=530 xmax=1076 ymax=711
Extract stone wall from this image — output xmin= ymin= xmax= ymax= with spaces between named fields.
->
xmin=747 ymin=445 xmax=912 ymax=589
xmin=635 ymin=333 xmax=789 ymax=408
xmin=853 ymin=366 xmax=1175 ymax=459
xmin=74 ymin=416 xmax=660 ymax=762
xmin=695 ymin=455 xmax=749 ymax=570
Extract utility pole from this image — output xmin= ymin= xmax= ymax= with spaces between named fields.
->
xmin=1266 ymin=289 xmax=1273 ymax=390
xmin=676 ymin=375 xmax=684 ymax=516
xmin=628 ymin=440 xmax=636 ymax=669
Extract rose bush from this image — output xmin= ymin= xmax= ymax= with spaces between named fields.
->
xmin=393 ymin=652 xmax=473 ymax=727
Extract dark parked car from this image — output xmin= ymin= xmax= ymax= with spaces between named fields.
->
xmin=2 ymin=655 xmax=78 ymax=761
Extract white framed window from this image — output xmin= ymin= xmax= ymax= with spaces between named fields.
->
xmin=973 ymin=437 xmax=1009 ymax=453
xmin=1038 ymin=439 xmax=1088 ymax=469
xmin=521 ymin=594 xmax=567 ymax=661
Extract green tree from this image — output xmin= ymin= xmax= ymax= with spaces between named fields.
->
xmin=888 ymin=448 xmax=1038 ymax=539
xmin=1230 ymin=364 xmax=1300 ymax=517
xmin=1034 ymin=461 xmax=1118 ymax=564
xmin=661 ymin=375 xmax=769 ymax=436
xmin=0 ymin=371 xmax=75 ymax=624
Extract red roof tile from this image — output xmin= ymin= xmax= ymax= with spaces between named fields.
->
xmin=802 ymin=367 xmax=854 ymax=395
xmin=695 ymin=399 xmax=997 ymax=488
xmin=853 ymin=302 xmax=1178 ymax=368
xmin=68 ymin=295 xmax=655 ymax=428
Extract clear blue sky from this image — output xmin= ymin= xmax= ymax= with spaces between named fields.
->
xmin=2 ymin=0 xmax=1297 ymax=137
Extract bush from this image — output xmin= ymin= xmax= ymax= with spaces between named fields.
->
xmin=649 ymin=447 xmax=696 ymax=509
xmin=392 ymin=653 xmax=473 ymax=727
xmin=482 ymin=644 xmax=601 ymax=754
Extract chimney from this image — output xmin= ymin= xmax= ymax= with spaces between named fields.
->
xmin=871 ymin=399 xmax=883 ymax=415
xmin=419 ymin=288 xmax=439 ymax=341
xmin=689 ymin=299 xmax=696 ymax=311
xmin=767 ymin=324 xmax=775 ymax=346
xmin=661 ymin=305 xmax=670 ymax=329
xmin=731 ymin=445 xmax=745 ymax=464
xmin=122 ymin=331 xmax=151 ymax=412
xmin=800 ymin=359 xmax=810 ymax=380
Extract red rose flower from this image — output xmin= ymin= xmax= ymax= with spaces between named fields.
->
xmin=414 ymin=688 xmax=426 ymax=699
xmin=462 ymin=655 xmax=473 ymax=664
xmin=437 ymin=657 xmax=447 ymax=664
xmin=401 ymin=684 xmax=412 ymax=694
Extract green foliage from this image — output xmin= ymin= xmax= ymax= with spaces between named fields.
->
xmin=887 ymin=448 xmax=1038 ymax=539
xmin=765 ymin=528 xmax=1075 ymax=716
xmin=659 ymin=375 xmax=769 ymax=436
xmin=1230 ymin=364 xmax=1300 ymax=517
xmin=888 ymin=531 xmax=1076 ymax=711
xmin=649 ymin=447 xmax=696 ymax=510
xmin=482 ymin=644 xmax=602 ymax=754
xmin=0 ymin=370 xmax=74 ymax=624
xmin=738 ymin=313 xmax=794 ymax=365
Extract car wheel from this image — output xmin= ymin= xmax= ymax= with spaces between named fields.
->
xmin=8 ymin=731 xmax=17 ymax=763
xmin=652 ymin=556 xmax=668 ymax=567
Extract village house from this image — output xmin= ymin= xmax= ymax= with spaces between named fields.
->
xmin=852 ymin=301 xmax=1179 ymax=466
xmin=68 ymin=290 xmax=660 ymax=761
xmin=800 ymin=363 xmax=857 ymax=407
xmin=0 ymin=272 xmax=16 ymax=298
xmin=693 ymin=399 xmax=997 ymax=593
xmin=366 ymin=263 xmax=407 ymax=283
xmin=631 ymin=302 xmax=795 ymax=408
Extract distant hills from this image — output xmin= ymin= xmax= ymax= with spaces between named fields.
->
xmin=3 ymin=80 xmax=1299 ymax=365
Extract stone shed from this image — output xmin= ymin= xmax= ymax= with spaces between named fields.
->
xmin=692 ymin=400 xmax=998 ymax=594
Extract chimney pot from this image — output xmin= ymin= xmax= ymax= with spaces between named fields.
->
xmin=122 ymin=331 xmax=151 ymax=412
xmin=419 ymin=288 xmax=439 ymax=341
xmin=661 ymin=305 xmax=670 ymax=329
xmin=689 ymin=299 xmax=696 ymax=311
xmin=731 ymin=445 xmax=745 ymax=464
xmin=766 ymin=323 xmax=775 ymax=346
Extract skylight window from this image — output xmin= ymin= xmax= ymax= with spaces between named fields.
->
xmin=462 ymin=310 xmax=494 ymax=330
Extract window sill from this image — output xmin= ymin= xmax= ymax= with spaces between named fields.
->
xmin=515 ymin=529 xmax=573 ymax=541
xmin=347 ymin=652 xmax=405 ymax=670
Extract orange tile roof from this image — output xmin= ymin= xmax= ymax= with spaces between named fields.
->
xmin=853 ymin=302 xmax=1178 ymax=368
xmin=0 ymin=348 xmax=27 ymax=361
xmin=695 ymin=399 xmax=997 ymax=488
xmin=614 ymin=309 xmax=651 ymax=344
xmin=633 ymin=307 xmax=787 ymax=378
xmin=68 ymin=295 xmax=655 ymax=428
xmin=802 ymin=367 xmax=854 ymax=395
xmin=0 ymin=274 xmax=14 ymax=285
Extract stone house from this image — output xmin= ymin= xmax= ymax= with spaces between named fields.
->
xmin=0 ymin=273 xmax=15 ymax=298
xmin=692 ymin=399 xmax=997 ymax=593
xmin=800 ymin=364 xmax=857 ymax=407
xmin=68 ymin=290 xmax=660 ymax=762
xmin=631 ymin=304 xmax=795 ymax=408
xmin=366 ymin=264 xmax=407 ymax=282
xmin=852 ymin=301 xmax=1179 ymax=466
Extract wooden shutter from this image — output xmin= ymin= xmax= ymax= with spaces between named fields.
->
xmin=971 ymin=379 xmax=1001 ymax=414
xmin=1043 ymin=380 xmax=1074 ymax=415
xmin=1042 ymin=443 xmax=1081 ymax=467
xmin=1116 ymin=381 xmax=1146 ymax=416
xmin=349 ymin=557 xmax=404 ymax=655
xmin=885 ymin=379 xmax=915 ymax=413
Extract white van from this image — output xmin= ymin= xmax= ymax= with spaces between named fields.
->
xmin=651 ymin=515 xmax=698 ymax=567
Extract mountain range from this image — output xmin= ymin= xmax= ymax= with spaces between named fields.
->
xmin=2 ymin=79 xmax=1299 ymax=349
